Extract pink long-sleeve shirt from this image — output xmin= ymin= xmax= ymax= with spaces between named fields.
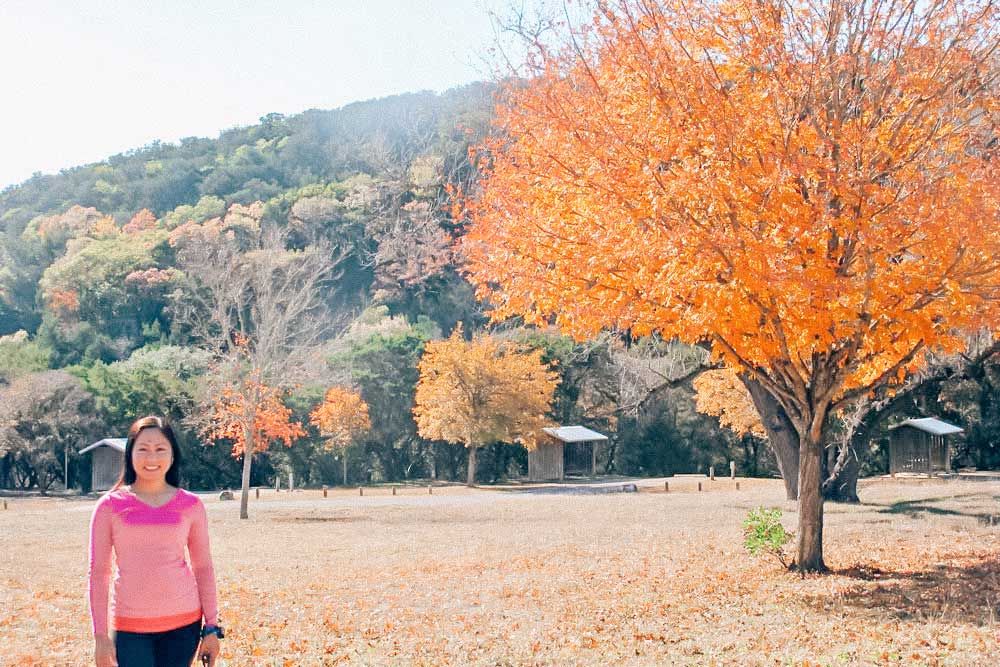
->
xmin=88 ymin=488 xmax=219 ymax=635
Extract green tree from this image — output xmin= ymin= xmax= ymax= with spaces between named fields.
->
xmin=0 ymin=331 xmax=51 ymax=385
xmin=38 ymin=232 xmax=173 ymax=351
xmin=342 ymin=327 xmax=432 ymax=482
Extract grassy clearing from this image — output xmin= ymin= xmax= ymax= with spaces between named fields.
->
xmin=1 ymin=478 xmax=998 ymax=666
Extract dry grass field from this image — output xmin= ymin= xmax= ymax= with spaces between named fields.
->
xmin=2 ymin=478 xmax=998 ymax=666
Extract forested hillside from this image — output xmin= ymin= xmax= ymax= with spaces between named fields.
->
xmin=0 ymin=84 xmax=995 ymax=493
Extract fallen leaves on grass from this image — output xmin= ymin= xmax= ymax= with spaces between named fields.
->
xmin=0 ymin=481 xmax=997 ymax=666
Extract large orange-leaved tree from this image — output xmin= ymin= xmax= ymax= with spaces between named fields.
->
xmin=413 ymin=327 xmax=560 ymax=485
xmin=462 ymin=0 xmax=1000 ymax=570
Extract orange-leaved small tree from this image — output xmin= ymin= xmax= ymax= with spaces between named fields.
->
xmin=204 ymin=368 xmax=305 ymax=519
xmin=413 ymin=326 xmax=560 ymax=485
xmin=310 ymin=386 xmax=371 ymax=485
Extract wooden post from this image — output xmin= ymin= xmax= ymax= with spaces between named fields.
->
xmin=591 ymin=441 xmax=598 ymax=477
xmin=359 ymin=487 xmax=364 ymax=496
xmin=709 ymin=466 xmax=715 ymax=481
xmin=664 ymin=481 xmax=669 ymax=492
xmin=2 ymin=500 xmax=6 ymax=510
xmin=736 ymin=482 xmax=740 ymax=491
xmin=392 ymin=486 xmax=397 ymax=496
xmin=255 ymin=487 xmax=260 ymax=499
xmin=428 ymin=485 xmax=433 ymax=495
xmin=698 ymin=481 xmax=702 ymax=491
xmin=730 ymin=461 xmax=736 ymax=480
xmin=322 ymin=485 xmax=328 ymax=498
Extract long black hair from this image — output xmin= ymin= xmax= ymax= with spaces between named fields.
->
xmin=114 ymin=416 xmax=182 ymax=489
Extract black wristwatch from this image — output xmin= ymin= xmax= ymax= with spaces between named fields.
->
xmin=201 ymin=624 xmax=225 ymax=639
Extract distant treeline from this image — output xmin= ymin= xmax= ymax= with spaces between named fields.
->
xmin=0 ymin=85 xmax=995 ymax=493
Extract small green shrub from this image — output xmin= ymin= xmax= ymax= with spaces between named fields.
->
xmin=743 ymin=506 xmax=793 ymax=567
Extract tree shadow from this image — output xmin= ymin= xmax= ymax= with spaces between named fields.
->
xmin=859 ymin=494 xmax=1000 ymax=525
xmin=0 ymin=490 xmax=95 ymax=502
xmin=501 ymin=483 xmax=639 ymax=495
xmin=806 ymin=557 xmax=1000 ymax=625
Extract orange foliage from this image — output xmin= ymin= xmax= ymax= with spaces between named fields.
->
xmin=693 ymin=369 xmax=765 ymax=438
xmin=462 ymin=0 xmax=1000 ymax=399
xmin=461 ymin=0 xmax=999 ymax=568
xmin=87 ymin=215 xmax=119 ymax=239
xmin=413 ymin=326 xmax=559 ymax=451
xmin=122 ymin=208 xmax=157 ymax=235
xmin=32 ymin=205 xmax=103 ymax=242
xmin=205 ymin=371 xmax=304 ymax=458
xmin=310 ymin=386 xmax=371 ymax=450
xmin=46 ymin=289 xmax=79 ymax=316
xmin=167 ymin=217 xmax=224 ymax=249
xmin=124 ymin=267 xmax=176 ymax=292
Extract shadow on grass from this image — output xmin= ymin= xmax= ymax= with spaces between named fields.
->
xmin=861 ymin=495 xmax=1000 ymax=525
xmin=500 ymin=483 xmax=639 ymax=495
xmin=0 ymin=490 xmax=98 ymax=502
xmin=272 ymin=515 xmax=360 ymax=524
xmin=809 ymin=557 xmax=1000 ymax=625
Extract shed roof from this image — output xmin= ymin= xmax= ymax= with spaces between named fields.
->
xmin=79 ymin=438 xmax=126 ymax=455
xmin=542 ymin=426 xmax=609 ymax=443
xmin=889 ymin=418 xmax=963 ymax=436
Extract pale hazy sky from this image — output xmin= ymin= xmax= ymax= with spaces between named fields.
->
xmin=0 ymin=0 xmax=520 ymax=189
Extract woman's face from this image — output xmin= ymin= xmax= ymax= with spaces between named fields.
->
xmin=132 ymin=428 xmax=173 ymax=484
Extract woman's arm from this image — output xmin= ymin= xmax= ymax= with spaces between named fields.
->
xmin=88 ymin=498 xmax=113 ymax=637
xmin=187 ymin=498 xmax=219 ymax=626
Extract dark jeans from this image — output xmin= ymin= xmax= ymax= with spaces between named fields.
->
xmin=114 ymin=620 xmax=202 ymax=667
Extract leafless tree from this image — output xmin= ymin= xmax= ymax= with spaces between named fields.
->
xmin=171 ymin=208 xmax=346 ymax=517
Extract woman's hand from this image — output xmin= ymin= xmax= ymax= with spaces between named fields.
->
xmin=198 ymin=634 xmax=220 ymax=666
xmin=94 ymin=634 xmax=117 ymax=667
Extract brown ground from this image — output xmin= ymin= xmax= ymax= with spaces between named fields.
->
xmin=1 ymin=477 xmax=998 ymax=666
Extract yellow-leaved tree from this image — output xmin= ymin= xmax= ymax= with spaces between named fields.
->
xmin=693 ymin=369 xmax=765 ymax=439
xmin=310 ymin=386 xmax=371 ymax=485
xmin=413 ymin=327 xmax=560 ymax=485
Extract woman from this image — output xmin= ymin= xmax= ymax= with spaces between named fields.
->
xmin=89 ymin=416 xmax=223 ymax=667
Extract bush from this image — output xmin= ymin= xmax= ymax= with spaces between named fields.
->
xmin=743 ymin=506 xmax=793 ymax=568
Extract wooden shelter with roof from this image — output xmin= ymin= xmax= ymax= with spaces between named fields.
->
xmin=79 ymin=438 xmax=126 ymax=491
xmin=887 ymin=418 xmax=962 ymax=475
xmin=528 ymin=426 xmax=609 ymax=481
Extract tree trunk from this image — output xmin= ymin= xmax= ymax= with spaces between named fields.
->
xmin=796 ymin=433 xmax=826 ymax=572
xmin=467 ymin=446 xmax=477 ymax=486
xmin=342 ymin=453 xmax=348 ymax=486
xmin=742 ymin=376 xmax=799 ymax=500
xmin=239 ymin=430 xmax=254 ymax=520
xmin=824 ymin=445 xmax=860 ymax=503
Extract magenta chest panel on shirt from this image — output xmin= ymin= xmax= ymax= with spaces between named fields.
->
xmin=120 ymin=503 xmax=187 ymax=526
xmin=107 ymin=488 xmax=200 ymax=517
xmin=108 ymin=492 xmax=195 ymax=554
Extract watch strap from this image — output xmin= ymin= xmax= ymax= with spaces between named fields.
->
xmin=201 ymin=624 xmax=224 ymax=639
